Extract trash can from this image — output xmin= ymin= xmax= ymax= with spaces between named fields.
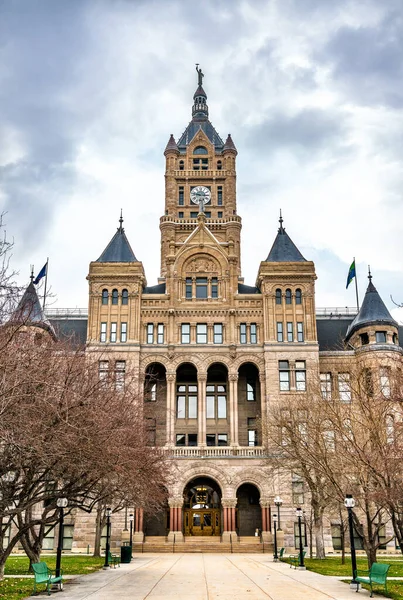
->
xmin=121 ymin=544 xmax=132 ymax=563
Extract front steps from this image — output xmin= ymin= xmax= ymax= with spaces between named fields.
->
xmin=135 ymin=535 xmax=271 ymax=553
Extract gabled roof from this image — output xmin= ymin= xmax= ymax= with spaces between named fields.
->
xmin=345 ymin=276 xmax=398 ymax=341
xmin=96 ymin=216 xmax=137 ymax=263
xmin=266 ymin=215 xmax=306 ymax=262
xmin=177 ymin=120 xmax=224 ymax=151
xmin=11 ymin=282 xmax=56 ymax=337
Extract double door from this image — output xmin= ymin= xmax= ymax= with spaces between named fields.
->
xmin=184 ymin=509 xmax=220 ymax=536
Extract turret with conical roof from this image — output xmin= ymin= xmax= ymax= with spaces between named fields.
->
xmin=256 ymin=213 xmax=317 ymax=344
xmin=345 ymin=270 xmax=399 ymax=348
xmin=87 ymin=214 xmax=146 ymax=346
xmin=10 ymin=278 xmax=56 ymax=339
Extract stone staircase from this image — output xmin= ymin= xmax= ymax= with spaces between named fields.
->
xmin=135 ymin=535 xmax=270 ymax=553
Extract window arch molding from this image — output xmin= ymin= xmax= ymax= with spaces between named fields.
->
xmin=193 ymin=146 xmax=208 ymax=155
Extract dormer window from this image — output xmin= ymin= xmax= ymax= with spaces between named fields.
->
xmin=360 ymin=332 xmax=369 ymax=345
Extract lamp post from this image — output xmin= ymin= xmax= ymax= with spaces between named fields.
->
xmin=344 ymin=495 xmax=359 ymax=590
xmin=296 ymin=507 xmax=305 ymax=569
xmin=103 ymin=508 xmax=112 ymax=569
xmin=273 ymin=513 xmax=278 ymax=561
xmin=274 ymin=495 xmax=283 ymax=530
xmin=55 ymin=498 xmax=68 ymax=586
xmin=129 ymin=513 xmax=134 ymax=548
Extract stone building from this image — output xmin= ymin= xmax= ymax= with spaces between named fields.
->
xmin=15 ymin=69 xmax=403 ymax=553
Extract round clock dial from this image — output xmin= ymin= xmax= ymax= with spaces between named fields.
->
xmin=190 ymin=186 xmax=211 ymax=205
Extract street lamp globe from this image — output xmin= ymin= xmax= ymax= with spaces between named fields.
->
xmin=106 ymin=507 xmax=112 ymax=517
xmin=129 ymin=513 xmax=134 ymax=522
xmin=274 ymin=496 xmax=283 ymax=507
xmin=344 ymin=495 xmax=355 ymax=509
xmin=57 ymin=498 xmax=68 ymax=508
xmin=295 ymin=507 xmax=303 ymax=518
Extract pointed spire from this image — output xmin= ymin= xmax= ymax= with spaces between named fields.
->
xmin=96 ymin=215 xmax=138 ymax=263
xmin=192 ymin=65 xmax=208 ymax=119
xmin=164 ymin=134 xmax=179 ymax=156
xmin=345 ymin=273 xmax=398 ymax=342
xmin=223 ymin=133 xmax=237 ymax=154
xmin=266 ymin=213 xmax=306 ymax=262
xmin=10 ymin=280 xmax=56 ymax=337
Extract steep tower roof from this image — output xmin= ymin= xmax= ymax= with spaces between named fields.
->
xmin=96 ymin=214 xmax=138 ymax=263
xmin=177 ymin=66 xmax=224 ymax=151
xmin=11 ymin=280 xmax=56 ymax=337
xmin=266 ymin=213 xmax=307 ymax=262
xmin=345 ymin=272 xmax=398 ymax=341
xmin=224 ymin=134 xmax=237 ymax=153
xmin=164 ymin=134 xmax=179 ymax=155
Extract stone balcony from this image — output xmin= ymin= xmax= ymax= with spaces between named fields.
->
xmin=162 ymin=446 xmax=267 ymax=459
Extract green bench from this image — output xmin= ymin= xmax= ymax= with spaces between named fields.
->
xmin=289 ymin=550 xmax=306 ymax=568
xmin=355 ymin=562 xmax=390 ymax=598
xmin=108 ymin=550 xmax=121 ymax=568
xmin=278 ymin=547 xmax=285 ymax=561
xmin=32 ymin=562 xmax=63 ymax=596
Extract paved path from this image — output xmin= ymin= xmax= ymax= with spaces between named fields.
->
xmin=49 ymin=553 xmax=388 ymax=600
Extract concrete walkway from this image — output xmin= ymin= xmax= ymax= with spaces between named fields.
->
xmin=43 ymin=553 xmax=389 ymax=600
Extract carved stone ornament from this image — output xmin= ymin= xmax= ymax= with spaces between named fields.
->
xmin=229 ymin=344 xmax=237 ymax=359
xmin=188 ymin=258 xmax=217 ymax=273
xmin=168 ymin=345 xmax=175 ymax=360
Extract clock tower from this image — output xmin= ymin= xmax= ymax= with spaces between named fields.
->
xmin=160 ymin=66 xmax=241 ymax=296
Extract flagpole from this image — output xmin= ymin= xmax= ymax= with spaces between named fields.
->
xmin=354 ymin=256 xmax=359 ymax=312
xmin=42 ymin=258 xmax=49 ymax=312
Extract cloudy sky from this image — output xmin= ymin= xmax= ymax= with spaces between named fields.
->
xmin=1 ymin=0 xmax=403 ymax=320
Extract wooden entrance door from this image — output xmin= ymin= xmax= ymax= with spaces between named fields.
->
xmin=185 ymin=509 xmax=220 ymax=536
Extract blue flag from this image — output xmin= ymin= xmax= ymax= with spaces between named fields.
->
xmin=346 ymin=260 xmax=356 ymax=289
xmin=33 ymin=262 xmax=47 ymax=285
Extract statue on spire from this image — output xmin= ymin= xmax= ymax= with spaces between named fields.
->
xmin=195 ymin=64 xmax=204 ymax=87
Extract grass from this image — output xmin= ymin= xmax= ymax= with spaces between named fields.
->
xmin=0 ymin=554 xmax=105 ymax=600
xmin=284 ymin=555 xmax=403 ymax=599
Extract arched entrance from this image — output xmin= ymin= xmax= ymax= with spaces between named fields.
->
xmin=183 ymin=477 xmax=221 ymax=536
xmin=236 ymin=483 xmax=262 ymax=536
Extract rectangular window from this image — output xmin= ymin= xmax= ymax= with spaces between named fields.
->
xmin=120 ymin=322 xmax=127 ymax=343
xmin=206 ymin=384 xmax=226 ymax=419
xmin=240 ymin=323 xmax=247 ymax=344
xmin=279 ymin=360 xmax=290 ymax=391
xmin=178 ymin=186 xmax=184 ymax=205
xmin=147 ymin=323 xmax=154 ymax=344
xmin=176 ymin=384 xmax=198 ymax=419
xmin=99 ymin=360 xmax=109 ymax=382
xmin=211 ymin=277 xmax=218 ymax=298
xmin=157 ymin=323 xmax=164 ymax=344
xmin=380 ymin=367 xmax=391 ymax=397
xmin=218 ymin=434 xmax=228 ymax=446
xmin=178 ymin=211 xmax=184 ymax=219
xmin=176 ymin=434 xmax=185 ymax=446
xmin=297 ymin=322 xmax=304 ymax=342
xmin=331 ymin=525 xmax=342 ymax=551
xmin=295 ymin=361 xmax=306 ymax=391
xmin=190 ymin=211 xmax=198 ymax=218
xmin=185 ymin=278 xmax=192 ymax=299
xmin=42 ymin=527 xmax=55 ymax=551
xmin=188 ymin=395 xmax=197 ymax=418
xmin=376 ymin=331 xmax=387 ymax=343
xmin=181 ymin=323 xmax=190 ymax=344
xmin=218 ymin=211 xmax=223 ymax=218
xmin=62 ymin=525 xmax=74 ymax=551
xmin=206 ymin=434 xmax=216 ymax=446
xmin=115 ymin=361 xmax=125 ymax=391
xmin=110 ymin=322 xmax=117 ymax=343
xmin=100 ymin=322 xmax=107 ymax=343
xmin=196 ymin=323 xmax=207 ymax=344
xmin=287 ymin=322 xmax=293 ymax=342
xmin=292 ymin=473 xmax=304 ymax=505
xmin=320 ymin=373 xmax=332 ymax=400
xmin=338 ymin=373 xmax=351 ymax=402
xmin=277 ymin=322 xmax=283 ymax=342
xmin=218 ymin=395 xmax=227 ymax=418
xmin=193 ymin=158 xmax=209 ymax=170
xmin=250 ymin=323 xmax=257 ymax=344
xmin=146 ymin=418 xmax=156 ymax=446
xmin=188 ymin=433 xmax=198 ymax=446
xmin=248 ymin=429 xmax=257 ymax=446
xmin=214 ymin=323 xmax=223 ymax=344
xmin=364 ymin=367 xmax=374 ymax=397
xmin=204 ymin=211 xmax=211 ymax=218
xmin=196 ymin=277 xmax=208 ymax=299
xmin=207 ymin=395 xmax=215 ymax=418
xmin=217 ymin=186 xmax=223 ymax=205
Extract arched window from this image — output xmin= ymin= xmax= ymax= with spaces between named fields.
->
xmin=275 ymin=289 xmax=282 ymax=305
xmin=285 ymin=289 xmax=292 ymax=304
xmin=179 ymin=160 xmax=184 ymax=171
xmin=193 ymin=146 xmax=208 ymax=155
xmin=295 ymin=289 xmax=302 ymax=304
xmin=112 ymin=289 xmax=118 ymax=305
xmin=102 ymin=289 xmax=108 ymax=305
xmin=122 ymin=289 xmax=128 ymax=305
xmin=217 ymin=160 xmax=222 ymax=170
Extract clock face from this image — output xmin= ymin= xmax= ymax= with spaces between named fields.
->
xmin=190 ymin=186 xmax=211 ymax=205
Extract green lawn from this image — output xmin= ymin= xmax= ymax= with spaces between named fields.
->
xmin=284 ymin=556 xmax=403 ymax=599
xmin=0 ymin=555 xmax=105 ymax=600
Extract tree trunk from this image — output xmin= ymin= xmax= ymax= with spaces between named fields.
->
xmin=93 ymin=507 xmax=104 ymax=558
xmin=19 ymin=532 xmax=41 ymax=572
xmin=339 ymin=506 xmax=345 ymax=565
xmin=391 ymin=511 xmax=403 ymax=555
xmin=312 ymin=503 xmax=325 ymax=559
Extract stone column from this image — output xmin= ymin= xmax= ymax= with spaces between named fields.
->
xmin=222 ymin=498 xmax=237 ymax=542
xmin=168 ymin=497 xmax=184 ymax=542
xmin=260 ymin=498 xmax=273 ymax=544
xmin=166 ymin=372 xmax=176 ymax=445
xmin=198 ymin=373 xmax=207 ymax=447
xmin=133 ymin=507 xmax=144 ymax=543
xmin=228 ymin=373 xmax=239 ymax=446
xmin=258 ymin=373 xmax=266 ymax=444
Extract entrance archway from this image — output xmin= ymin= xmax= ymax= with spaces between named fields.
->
xmin=183 ymin=477 xmax=222 ymax=536
xmin=236 ymin=483 xmax=262 ymax=536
